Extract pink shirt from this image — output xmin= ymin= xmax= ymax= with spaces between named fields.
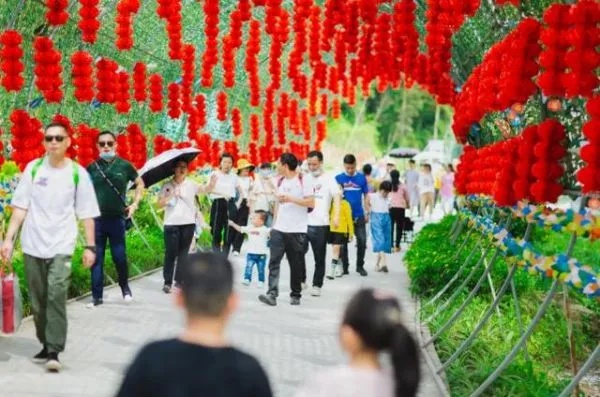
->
xmin=441 ymin=172 xmax=455 ymax=197
xmin=389 ymin=185 xmax=409 ymax=208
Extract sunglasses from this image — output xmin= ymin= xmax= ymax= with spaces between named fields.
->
xmin=44 ymin=135 xmax=66 ymax=143
xmin=98 ymin=141 xmax=115 ymax=148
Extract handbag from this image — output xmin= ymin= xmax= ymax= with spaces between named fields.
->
xmin=0 ymin=261 xmax=22 ymax=335
xmin=94 ymin=162 xmax=134 ymax=231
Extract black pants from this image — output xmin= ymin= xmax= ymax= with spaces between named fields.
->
xmin=389 ymin=208 xmax=406 ymax=248
xmin=341 ymin=217 xmax=367 ymax=273
xmin=210 ymin=198 xmax=230 ymax=253
xmin=267 ymin=230 xmax=308 ymax=299
xmin=306 ymin=225 xmax=329 ymax=288
xmin=229 ymin=199 xmax=249 ymax=253
xmin=163 ymin=224 xmax=196 ymax=286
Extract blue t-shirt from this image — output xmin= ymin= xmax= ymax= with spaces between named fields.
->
xmin=335 ymin=172 xmax=369 ymax=219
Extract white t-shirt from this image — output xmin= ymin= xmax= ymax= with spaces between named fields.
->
xmin=251 ymin=176 xmax=275 ymax=212
xmin=306 ymin=173 xmax=340 ymax=226
xmin=11 ymin=158 xmax=101 ymax=259
xmin=161 ymin=178 xmax=201 ymax=226
xmin=418 ymin=172 xmax=435 ymax=194
xmin=238 ymin=176 xmax=253 ymax=201
xmin=295 ymin=366 xmax=394 ymax=397
xmin=272 ymin=175 xmax=314 ymax=233
xmin=369 ymin=192 xmax=390 ymax=213
xmin=209 ymin=170 xmax=238 ymax=200
xmin=240 ymin=225 xmax=270 ymax=255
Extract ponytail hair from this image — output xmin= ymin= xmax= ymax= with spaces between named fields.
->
xmin=342 ymin=289 xmax=420 ymax=397
xmin=390 ymin=169 xmax=400 ymax=192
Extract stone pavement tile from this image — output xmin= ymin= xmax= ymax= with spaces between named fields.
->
xmin=0 ymin=245 xmax=445 ymax=397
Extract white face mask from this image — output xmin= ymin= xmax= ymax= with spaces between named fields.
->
xmin=311 ymin=169 xmax=323 ymax=177
xmin=100 ymin=151 xmax=116 ymax=160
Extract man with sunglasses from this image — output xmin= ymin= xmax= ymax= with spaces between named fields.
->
xmin=86 ymin=131 xmax=145 ymax=308
xmin=1 ymin=122 xmax=100 ymax=372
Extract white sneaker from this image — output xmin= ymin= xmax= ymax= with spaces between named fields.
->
xmin=334 ymin=266 xmax=343 ymax=278
xmin=242 ymin=279 xmax=250 ymax=286
xmin=232 ymin=251 xmax=240 ymax=257
xmin=123 ymin=294 xmax=133 ymax=303
xmin=301 ymin=282 xmax=308 ymax=290
xmin=310 ymin=287 xmax=321 ymax=297
xmin=257 ymin=281 xmax=265 ymax=288
xmin=326 ymin=266 xmax=335 ymax=280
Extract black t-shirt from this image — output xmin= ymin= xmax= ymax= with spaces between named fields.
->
xmin=115 ymin=339 xmax=273 ymax=397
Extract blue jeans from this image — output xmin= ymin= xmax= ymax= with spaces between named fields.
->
xmin=91 ymin=217 xmax=130 ymax=300
xmin=244 ymin=253 xmax=267 ymax=282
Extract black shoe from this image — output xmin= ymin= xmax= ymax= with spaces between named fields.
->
xmin=258 ymin=294 xmax=277 ymax=306
xmin=32 ymin=346 xmax=48 ymax=363
xmin=381 ymin=266 xmax=389 ymax=273
xmin=290 ymin=297 xmax=300 ymax=306
xmin=162 ymin=284 xmax=171 ymax=294
xmin=342 ymin=270 xmax=349 ymax=275
xmin=357 ymin=268 xmax=368 ymax=277
xmin=46 ymin=352 xmax=62 ymax=372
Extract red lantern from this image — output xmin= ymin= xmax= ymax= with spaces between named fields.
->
xmin=115 ymin=71 xmax=131 ymax=114
xmin=96 ymin=58 xmax=118 ymax=104
xmin=33 ymin=37 xmax=63 ymax=103
xmin=148 ymin=73 xmax=163 ymax=113
xmin=167 ymin=83 xmax=181 ymax=119
xmin=216 ymin=91 xmax=228 ymax=121
xmin=45 ymin=0 xmax=69 ymax=26
xmin=0 ymin=30 xmax=24 ymax=92
xmin=132 ymin=62 xmax=146 ymax=103
xmin=79 ymin=0 xmax=101 ymax=43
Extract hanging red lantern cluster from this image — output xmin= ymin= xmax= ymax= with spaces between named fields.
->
xmin=116 ymin=134 xmax=130 ymax=161
xmin=216 ymin=91 xmax=228 ymax=121
xmin=245 ymin=20 xmax=261 ymax=106
xmin=71 ymin=51 xmax=94 ymax=103
xmin=181 ymin=44 xmax=195 ymax=112
xmin=577 ymin=97 xmax=600 ymax=193
xmin=465 ymin=145 xmax=507 ymax=196
xmin=115 ymin=71 xmax=131 ymax=114
xmin=201 ymin=0 xmax=220 ymax=87
xmin=315 ymin=119 xmax=327 ymax=150
xmin=222 ymin=10 xmax=244 ymax=88
xmin=9 ymin=110 xmax=44 ymax=170
xmin=289 ymin=0 xmax=310 ymax=94
xmin=195 ymin=133 xmax=212 ymax=166
xmin=372 ymin=13 xmax=392 ymax=93
xmin=248 ymin=142 xmax=259 ymax=166
xmin=79 ymin=0 xmax=101 ymax=43
xmin=167 ymin=83 xmax=181 ymax=119
xmin=511 ymin=125 xmax=537 ymax=202
xmin=530 ymin=120 xmax=566 ymax=203
xmin=210 ymin=140 xmax=221 ymax=167
xmin=231 ymin=108 xmax=242 ymax=137
xmin=0 ymin=30 xmax=24 ymax=92
xmin=538 ymin=4 xmax=572 ymax=98
xmin=75 ymin=123 xmax=99 ymax=167
xmin=153 ymin=135 xmax=174 ymax=155
xmin=132 ymin=62 xmax=146 ymax=103
xmin=495 ymin=0 xmax=519 ymax=6
xmin=45 ymin=0 xmax=69 ymax=26
xmin=223 ymin=141 xmax=240 ymax=162
xmin=195 ymin=94 xmax=207 ymax=128
xmin=301 ymin=109 xmax=310 ymax=142
xmin=564 ymin=0 xmax=600 ymax=99
xmin=454 ymin=146 xmax=476 ymax=195
xmin=331 ymin=98 xmax=341 ymax=119
xmin=157 ymin=0 xmax=183 ymax=59
xmin=96 ymin=58 xmax=118 ymax=104
xmin=492 ymin=138 xmax=520 ymax=206
xmin=115 ymin=0 xmax=140 ymax=51
xmin=148 ymin=73 xmax=163 ymax=113
xmin=452 ymin=19 xmax=541 ymax=142
xmin=250 ymin=114 xmax=260 ymax=142
xmin=52 ymin=114 xmax=77 ymax=159
xmin=33 ymin=37 xmax=63 ymax=103
xmin=125 ymin=123 xmax=147 ymax=169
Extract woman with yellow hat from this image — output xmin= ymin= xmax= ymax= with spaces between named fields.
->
xmin=229 ymin=158 xmax=255 ymax=256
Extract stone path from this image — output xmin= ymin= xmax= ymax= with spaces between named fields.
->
xmin=0 ymin=237 xmax=444 ymax=397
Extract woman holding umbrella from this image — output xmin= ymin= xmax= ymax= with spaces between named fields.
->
xmin=157 ymin=160 xmax=215 ymax=293
xmin=229 ymin=158 xmax=255 ymax=256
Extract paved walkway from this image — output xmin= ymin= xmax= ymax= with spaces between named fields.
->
xmin=0 ymin=240 xmax=443 ymax=397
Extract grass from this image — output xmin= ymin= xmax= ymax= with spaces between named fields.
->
xmin=405 ymin=216 xmax=599 ymax=397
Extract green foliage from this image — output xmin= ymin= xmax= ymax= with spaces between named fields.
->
xmin=405 ymin=216 xmax=599 ymax=396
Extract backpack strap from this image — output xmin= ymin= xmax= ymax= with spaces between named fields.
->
xmin=31 ymin=157 xmax=80 ymax=187
xmin=277 ymin=173 xmax=304 ymax=188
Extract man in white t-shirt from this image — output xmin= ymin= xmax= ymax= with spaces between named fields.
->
xmin=259 ymin=153 xmax=315 ymax=306
xmin=304 ymin=150 xmax=340 ymax=297
xmin=1 ymin=122 xmax=100 ymax=372
xmin=206 ymin=153 xmax=240 ymax=253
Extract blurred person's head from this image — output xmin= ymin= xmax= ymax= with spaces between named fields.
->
xmin=362 ymin=164 xmax=373 ymax=177
xmin=252 ymin=210 xmax=268 ymax=227
xmin=44 ymin=122 xmax=71 ymax=159
xmin=306 ymin=150 xmax=324 ymax=177
xmin=340 ymin=289 xmax=420 ymax=397
xmin=343 ymin=154 xmax=357 ymax=176
xmin=379 ymin=180 xmax=393 ymax=198
xmin=173 ymin=160 xmax=188 ymax=181
xmin=278 ymin=152 xmax=299 ymax=176
xmin=96 ymin=130 xmax=117 ymax=160
xmin=220 ymin=153 xmax=234 ymax=173
xmin=408 ymin=159 xmax=416 ymax=169
xmin=390 ymin=169 xmax=401 ymax=192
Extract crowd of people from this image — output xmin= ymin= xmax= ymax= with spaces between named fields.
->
xmin=1 ymin=121 xmax=428 ymax=396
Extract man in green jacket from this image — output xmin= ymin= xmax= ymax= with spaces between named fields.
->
xmin=86 ymin=131 xmax=145 ymax=307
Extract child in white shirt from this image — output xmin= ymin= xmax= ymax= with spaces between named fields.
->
xmin=228 ymin=210 xmax=270 ymax=287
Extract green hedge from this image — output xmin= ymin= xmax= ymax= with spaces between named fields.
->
xmin=404 ymin=216 xmax=599 ymax=397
